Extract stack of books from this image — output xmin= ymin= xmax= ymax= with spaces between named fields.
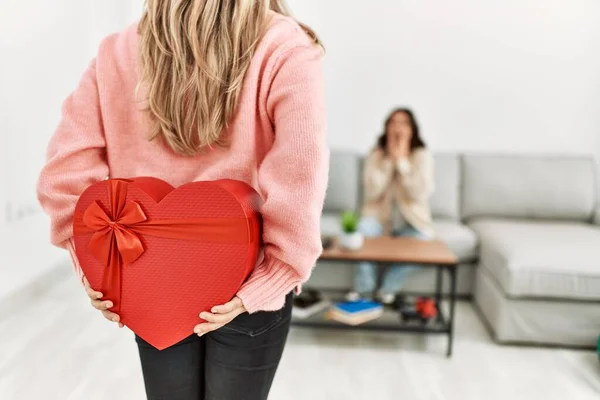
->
xmin=328 ymin=300 xmax=384 ymax=326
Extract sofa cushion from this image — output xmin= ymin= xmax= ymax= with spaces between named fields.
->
xmin=324 ymin=152 xmax=360 ymax=212
xmin=475 ymin=267 xmax=600 ymax=346
xmin=462 ymin=155 xmax=597 ymax=221
xmin=321 ymin=213 xmax=343 ymax=237
xmin=430 ymin=154 xmax=461 ymax=220
xmin=433 ymin=219 xmax=478 ymax=263
xmin=469 ymin=218 xmax=600 ymax=300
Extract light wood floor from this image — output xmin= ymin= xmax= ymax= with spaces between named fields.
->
xmin=1 ymin=274 xmax=599 ymax=400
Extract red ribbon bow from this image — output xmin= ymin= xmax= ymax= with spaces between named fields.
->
xmin=76 ymin=180 xmax=254 ymax=314
xmin=84 ymin=200 xmax=148 ymax=267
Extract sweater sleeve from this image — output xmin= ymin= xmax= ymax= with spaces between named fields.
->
xmin=236 ymin=43 xmax=329 ymax=314
xmin=363 ymin=149 xmax=395 ymax=203
xmin=397 ymin=149 xmax=434 ymax=202
xmin=36 ymin=59 xmax=109 ymax=283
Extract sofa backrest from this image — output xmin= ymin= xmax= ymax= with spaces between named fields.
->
xmin=324 ymin=152 xmax=360 ymax=212
xmin=325 ymin=151 xmax=461 ymax=220
xmin=430 ymin=154 xmax=461 ymax=220
xmin=461 ymin=154 xmax=597 ymax=221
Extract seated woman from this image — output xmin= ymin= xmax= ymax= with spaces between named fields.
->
xmin=348 ymin=108 xmax=435 ymax=304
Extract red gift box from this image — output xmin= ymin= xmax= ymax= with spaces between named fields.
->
xmin=73 ymin=177 xmax=262 ymax=350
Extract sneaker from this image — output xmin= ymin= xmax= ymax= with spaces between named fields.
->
xmin=345 ymin=291 xmax=362 ymax=302
xmin=377 ymin=291 xmax=396 ymax=305
xmin=393 ymin=294 xmax=408 ymax=310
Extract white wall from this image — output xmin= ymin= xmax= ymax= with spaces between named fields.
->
xmin=0 ymin=1 xmax=141 ymax=219
xmin=289 ymin=0 xmax=600 ymax=154
xmin=1 ymin=1 xmax=86 ymax=222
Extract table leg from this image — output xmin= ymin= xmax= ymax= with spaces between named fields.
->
xmin=375 ymin=262 xmax=385 ymax=299
xmin=447 ymin=265 xmax=458 ymax=357
xmin=435 ymin=266 xmax=443 ymax=323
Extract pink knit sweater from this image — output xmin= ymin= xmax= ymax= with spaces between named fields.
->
xmin=36 ymin=13 xmax=329 ymax=314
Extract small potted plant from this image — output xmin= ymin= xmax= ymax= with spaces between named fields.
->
xmin=339 ymin=211 xmax=364 ymax=251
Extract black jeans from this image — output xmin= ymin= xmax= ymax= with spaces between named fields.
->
xmin=135 ymin=293 xmax=292 ymax=400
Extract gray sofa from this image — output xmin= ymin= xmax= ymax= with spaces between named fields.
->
xmin=312 ymin=152 xmax=600 ymax=347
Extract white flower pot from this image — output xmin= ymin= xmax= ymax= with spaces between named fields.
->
xmin=339 ymin=232 xmax=364 ymax=251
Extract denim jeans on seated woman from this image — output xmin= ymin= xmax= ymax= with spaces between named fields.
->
xmin=354 ymin=216 xmax=432 ymax=297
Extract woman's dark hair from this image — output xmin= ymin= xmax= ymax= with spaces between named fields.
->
xmin=377 ymin=108 xmax=426 ymax=152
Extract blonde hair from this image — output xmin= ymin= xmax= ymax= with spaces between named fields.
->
xmin=138 ymin=0 xmax=319 ymax=156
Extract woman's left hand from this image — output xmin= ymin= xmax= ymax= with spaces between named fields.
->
xmin=194 ymin=296 xmax=246 ymax=336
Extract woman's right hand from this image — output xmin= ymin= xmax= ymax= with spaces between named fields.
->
xmin=83 ymin=277 xmax=124 ymax=328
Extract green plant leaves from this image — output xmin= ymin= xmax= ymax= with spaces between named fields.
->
xmin=341 ymin=211 xmax=359 ymax=233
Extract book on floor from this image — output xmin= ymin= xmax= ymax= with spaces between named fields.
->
xmin=328 ymin=300 xmax=384 ymax=326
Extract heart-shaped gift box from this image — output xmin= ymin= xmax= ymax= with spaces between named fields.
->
xmin=73 ymin=177 xmax=262 ymax=350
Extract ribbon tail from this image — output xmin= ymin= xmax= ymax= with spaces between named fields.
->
xmin=102 ymin=237 xmax=123 ymax=315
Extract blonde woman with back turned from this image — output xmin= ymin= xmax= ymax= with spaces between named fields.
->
xmin=36 ymin=1 xmax=329 ymax=399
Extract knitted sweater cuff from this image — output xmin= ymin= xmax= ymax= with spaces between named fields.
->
xmin=237 ymin=256 xmax=301 ymax=314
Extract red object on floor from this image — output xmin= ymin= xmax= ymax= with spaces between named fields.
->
xmin=416 ymin=297 xmax=438 ymax=319
xmin=73 ymin=177 xmax=262 ymax=350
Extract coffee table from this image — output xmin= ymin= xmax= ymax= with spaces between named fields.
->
xmin=293 ymin=237 xmax=459 ymax=357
